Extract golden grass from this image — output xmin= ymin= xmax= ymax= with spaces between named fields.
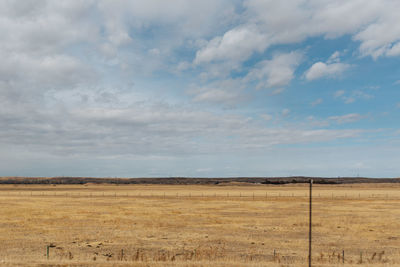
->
xmin=0 ymin=183 xmax=400 ymax=266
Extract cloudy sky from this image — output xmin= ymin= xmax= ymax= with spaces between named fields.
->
xmin=1 ymin=0 xmax=399 ymax=178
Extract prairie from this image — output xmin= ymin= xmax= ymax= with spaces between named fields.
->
xmin=0 ymin=183 xmax=399 ymax=266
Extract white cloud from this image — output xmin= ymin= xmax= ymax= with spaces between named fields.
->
xmin=353 ymin=1 xmax=400 ymax=58
xmin=271 ymin=88 xmax=285 ymax=95
xmin=333 ymin=90 xmax=374 ymax=104
xmin=261 ymin=114 xmax=273 ymax=121
xmin=353 ymin=90 xmax=374 ymax=100
xmin=246 ymin=51 xmax=303 ymax=89
xmin=243 ymin=0 xmax=400 ymax=59
xmin=305 ymin=62 xmax=350 ymax=81
xmin=311 ymin=98 xmax=323 ymax=106
xmin=193 ymin=89 xmax=239 ymax=104
xmin=327 ymin=51 xmax=341 ymax=63
xmin=191 ymin=88 xmax=245 ymax=106
xmin=329 ymin=113 xmax=363 ymax=124
xmin=188 ymin=79 xmax=247 ymax=106
xmin=194 ymin=25 xmax=268 ymax=65
xmin=343 ymin=97 xmax=355 ymax=104
xmin=282 ymin=109 xmax=290 ymax=116
xmin=334 ymin=90 xmax=345 ymax=98
xmin=191 ymin=0 xmax=400 ymax=79
xmin=0 ymin=101 xmax=363 ymax=157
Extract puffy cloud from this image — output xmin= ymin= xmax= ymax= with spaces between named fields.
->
xmin=353 ymin=1 xmax=400 ymax=58
xmin=305 ymin=61 xmax=350 ymax=81
xmin=246 ymin=51 xmax=303 ymax=89
xmin=244 ymin=0 xmax=400 ymax=59
xmin=193 ymin=0 xmax=400 ymax=75
xmin=98 ymin=0 xmax=239 ymax=63
xmin=194 ymin=25 xmax=268 ymax=65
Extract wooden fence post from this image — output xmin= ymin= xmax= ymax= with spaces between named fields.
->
xmin=342 ymin=250 xmax=344 ymax=264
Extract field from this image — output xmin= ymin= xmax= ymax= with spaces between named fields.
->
xmin=0 ymin=183 xmax=400 ymax=266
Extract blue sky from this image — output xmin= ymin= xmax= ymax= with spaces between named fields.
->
xmin=0 ymin=0 xmax=399 ymax=177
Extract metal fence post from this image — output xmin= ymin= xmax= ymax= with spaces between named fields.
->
xmin=309 ymin=179 xmax=313 ymax=267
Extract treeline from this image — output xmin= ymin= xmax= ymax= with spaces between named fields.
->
xmin=0 ymin=176 xmax=399 ymax=185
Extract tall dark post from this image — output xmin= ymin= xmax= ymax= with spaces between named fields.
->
xmin=309 ymin=179 xmax=313 ymax=267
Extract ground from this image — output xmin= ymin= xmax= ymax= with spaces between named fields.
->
xmin=0 ymin=183 xmax=399 ymax=266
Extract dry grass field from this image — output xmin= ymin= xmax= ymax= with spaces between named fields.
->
xmin=0 ymin=183 xmax=400 ymax=266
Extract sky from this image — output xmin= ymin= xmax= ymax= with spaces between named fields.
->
xmin=0 ymin=0 xmax=399 ymax=178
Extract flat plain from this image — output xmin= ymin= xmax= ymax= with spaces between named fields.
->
xmin=0 ymin=183 xmax=399 ymax=266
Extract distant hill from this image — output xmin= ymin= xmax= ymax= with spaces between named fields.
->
xmin=0 ymin=176 xmax=399 ymax=185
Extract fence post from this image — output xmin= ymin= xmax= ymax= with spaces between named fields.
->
xmin=309 ymin=179 xmax=313 ymax=267
xmin=342 ymin=250 xmax=344 ymax=264
xmin=46 ymin=245 xmax=49 ymax=259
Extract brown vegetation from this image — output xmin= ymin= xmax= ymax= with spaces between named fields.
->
xmin=0 ymin=183 xmax=399 ymax=266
